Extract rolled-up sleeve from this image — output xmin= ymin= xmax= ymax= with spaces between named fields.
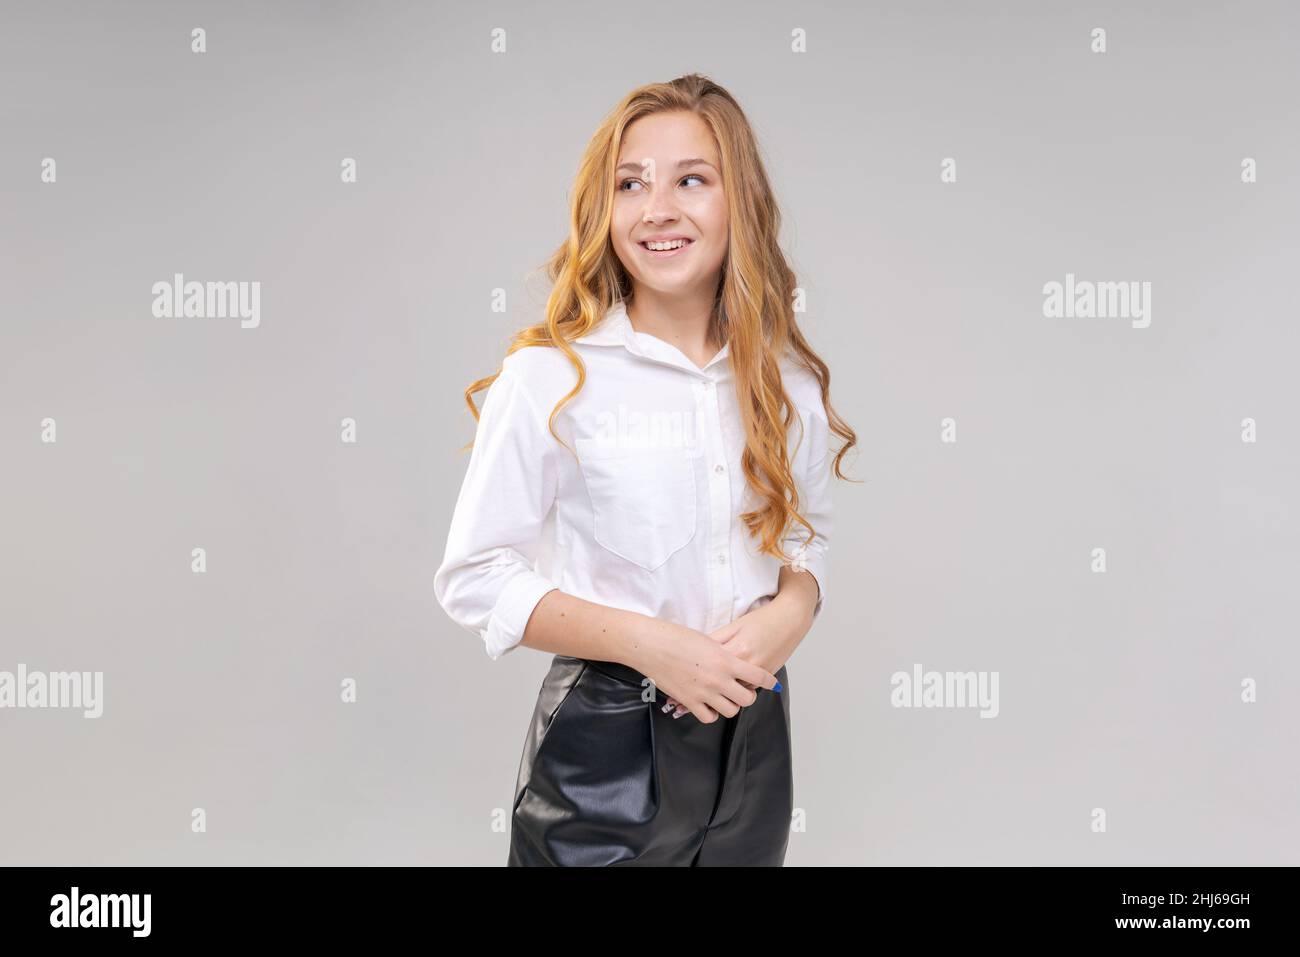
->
xmin=434 ymin=357 xmax=559 ymax=659
xmin=782 ymin=404 xmax=833 ymax=620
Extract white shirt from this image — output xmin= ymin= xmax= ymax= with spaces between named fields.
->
xmin=434 ymin=299 xmax=833 ymax=660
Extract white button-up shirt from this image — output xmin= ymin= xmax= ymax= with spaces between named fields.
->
xmin=434 ymin=299 xmax=833 ymax=660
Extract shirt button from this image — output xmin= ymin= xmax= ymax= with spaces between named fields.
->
xmin=717 ymin=554 xmax=727 ymax=565
xmin=714 ymin=463 xmax=724 ymax=474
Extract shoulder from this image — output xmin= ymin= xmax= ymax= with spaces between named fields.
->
xmin=499 ymin=344 xmax=579 ymax=395
xmin=493 ymin=345 xmax=583 ymax=427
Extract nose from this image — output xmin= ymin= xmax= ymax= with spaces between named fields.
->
xmin=641 ymin=177 xmax=680 ymax=224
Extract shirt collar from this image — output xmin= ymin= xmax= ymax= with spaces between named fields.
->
xmin=574 ymin=299 xmax=731 ymax=378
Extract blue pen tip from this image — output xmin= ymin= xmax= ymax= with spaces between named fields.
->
xmin=773 ymin=681 xmax=782 ymax=692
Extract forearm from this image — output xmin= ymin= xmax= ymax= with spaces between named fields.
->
xmin=777 ymin=563 xmax=818 ymax=612
xmin=518 ymin=568 xmax=817 ymax=670
xmin=518 ymin=588 xmax=668 ymax=668
xmin=770 ymin=565 xmax=819 ymax=652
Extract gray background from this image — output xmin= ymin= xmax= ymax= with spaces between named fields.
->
xmin=1 ymin=0 xmax=1297 ymax=865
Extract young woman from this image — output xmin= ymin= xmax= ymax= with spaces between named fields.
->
xmin=434 ymin=74 xmax=856 ymax=866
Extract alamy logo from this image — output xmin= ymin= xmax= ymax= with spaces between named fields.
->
xmin=591 ymin=403 xmax=700 ymax=450
xmin=50 ymin=887 xmax=151 ymax=937
xmin=0 ymin=664 xmax=103 ymax=718
xmin=890 ymin=663 xmax=1000 ymax=718
xmin=151 ymin=272 xmax=261 ymax=328
xmin=1042 ymin=272 xmax=1151 ymax=328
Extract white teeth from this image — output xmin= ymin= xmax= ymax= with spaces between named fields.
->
xmin=644 ymin=239 xmax=689 ymax=251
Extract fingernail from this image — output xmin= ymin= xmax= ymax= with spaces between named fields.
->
xmin=773 ymin=681 xmax=782 ymax=692
xmin=661 ymin=702 xmax=673 ymax=713
xmin=673 ymin=707 xmax=686 ymax=718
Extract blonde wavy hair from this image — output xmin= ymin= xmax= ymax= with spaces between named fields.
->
xmin=461 ymin=73 xmax=857 ymax=563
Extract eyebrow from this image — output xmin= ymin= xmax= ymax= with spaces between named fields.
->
xmin=615 ymin=158 xmax=718 ymax=175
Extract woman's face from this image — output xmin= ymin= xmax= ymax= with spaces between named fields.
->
xmin=611 ymin=110 xmax=729 ymax=301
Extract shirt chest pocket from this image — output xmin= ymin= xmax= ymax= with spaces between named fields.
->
xmin=574 ymin=438 xmax=698 ymax=572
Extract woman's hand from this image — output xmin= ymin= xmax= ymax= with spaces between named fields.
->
xmin=625 ymin=620 xmax=780 ymax=724
xmin=660 ymin=580 xmax=817 ymax=719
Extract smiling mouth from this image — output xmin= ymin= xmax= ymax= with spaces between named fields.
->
xmin=639 ymin=239 xmax=695 ymax=255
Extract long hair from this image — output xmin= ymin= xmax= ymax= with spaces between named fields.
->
xmin=461 ymin=72 xmax=857 ymax=562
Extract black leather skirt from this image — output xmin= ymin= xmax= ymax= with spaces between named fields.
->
xmin=508 ymin=654 xmax=793 ymax=866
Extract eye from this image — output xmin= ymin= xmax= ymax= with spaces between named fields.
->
xmin=617 ymin=173 xmax=708 ymax=192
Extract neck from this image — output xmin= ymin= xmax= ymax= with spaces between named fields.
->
xmin=625 ymin=286 xmax=722 ymax=356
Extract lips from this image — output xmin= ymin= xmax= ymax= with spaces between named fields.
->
xmin=638 ymin=238 xmax=695 ymax=257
